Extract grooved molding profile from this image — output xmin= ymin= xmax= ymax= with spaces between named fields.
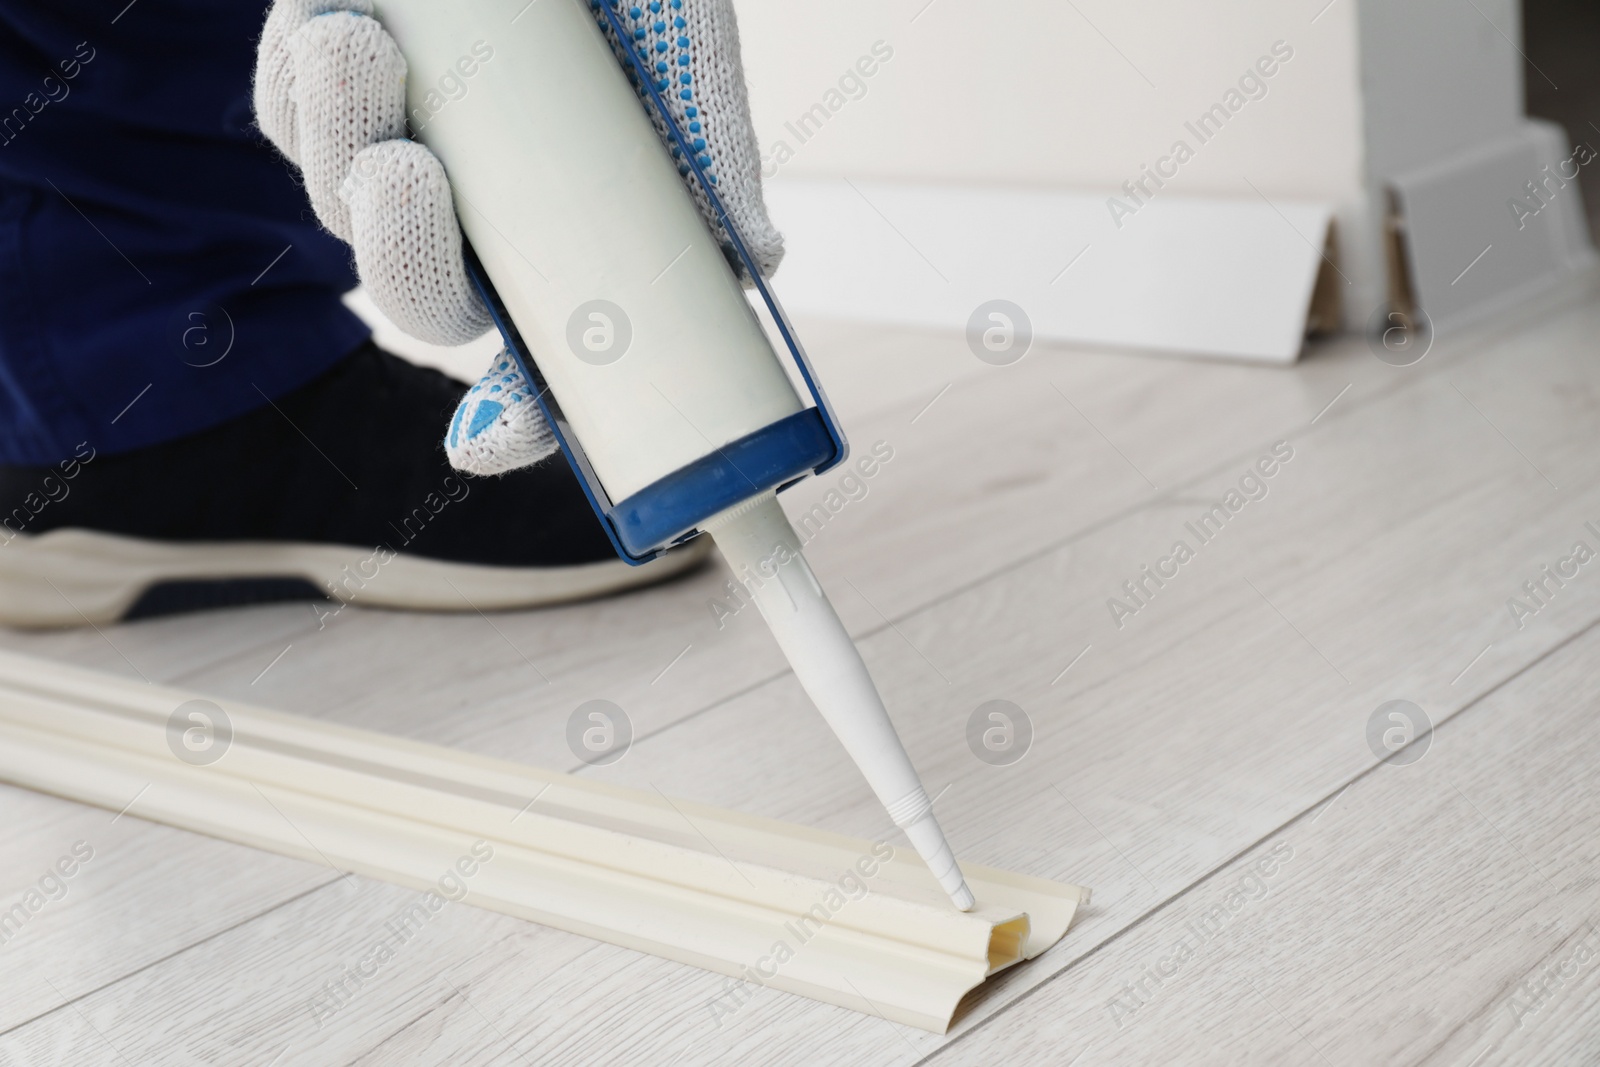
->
xmin=0 ymin=651 xmax=1087 ymax=1032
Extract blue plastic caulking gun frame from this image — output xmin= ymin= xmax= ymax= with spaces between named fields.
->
xmin=461 ymin=0 xmax=848 ymax=566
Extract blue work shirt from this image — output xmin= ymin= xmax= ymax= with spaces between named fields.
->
xmin=0 ymin=1 xmax=369 ymax=464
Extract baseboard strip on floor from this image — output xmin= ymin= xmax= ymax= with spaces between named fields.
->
xmin=766 ymin=177 xmax=1336 ymax=363
xmin=0 ymin=650 xmax=1088 ymax=1032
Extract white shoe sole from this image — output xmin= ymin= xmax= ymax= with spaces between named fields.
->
xmin=0 ymin=528 xmax=712 ymax=629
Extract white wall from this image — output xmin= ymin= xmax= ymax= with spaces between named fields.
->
xmin=734 ymin=0 xmax=1367 ymax=199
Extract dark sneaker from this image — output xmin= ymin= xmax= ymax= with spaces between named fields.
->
xmin=0 ymin=344 xmax=708 ymax=628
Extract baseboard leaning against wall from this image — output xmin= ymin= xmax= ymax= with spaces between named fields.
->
xmin=0 ymin=649 xmax=1088 ymax=1033
xmin=763 ymin=177 xmax=1341 ymax=365
xmin=1389 ymin=118 xmax=1598 ymax=337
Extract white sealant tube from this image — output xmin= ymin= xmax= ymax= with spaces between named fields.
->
xmin=705 ymin=495 xmax=974 ymax=911
xmin=375 ymin=0 xmax=973 ymax=909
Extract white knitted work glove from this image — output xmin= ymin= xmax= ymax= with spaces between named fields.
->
xmin=253 ymin=0 xmax=783 ymax=477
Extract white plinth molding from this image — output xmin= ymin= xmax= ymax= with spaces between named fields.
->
xmin=0 ymin=651 xmax=1087 ymax=1032
xmin=766 ymin=177 xmax=1337 ymax=364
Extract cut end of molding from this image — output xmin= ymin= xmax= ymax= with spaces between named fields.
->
xmin=987 ymin=916 xmax=1031 ymax=971
xmin=0 ymin=649 xmax=1090 ymax=1033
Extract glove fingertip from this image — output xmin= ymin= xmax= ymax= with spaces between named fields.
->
xmin=444 ymin=353 xmax=559 ymax=476
xmin=346 ymin=140 xmax=496 ymax=347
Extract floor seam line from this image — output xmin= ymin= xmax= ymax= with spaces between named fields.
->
xmin=915 ymin=607 xmax=1600 ymax=1066
xmin=0 ymin=875 xmax=342 ymax=1040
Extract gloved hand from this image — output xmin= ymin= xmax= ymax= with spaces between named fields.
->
xmin=253 ymin=0 xmax=783 ymax=477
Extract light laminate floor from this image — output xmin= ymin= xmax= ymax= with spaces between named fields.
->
xmin=2 ymin=274 xmax=1600 ymax=1065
